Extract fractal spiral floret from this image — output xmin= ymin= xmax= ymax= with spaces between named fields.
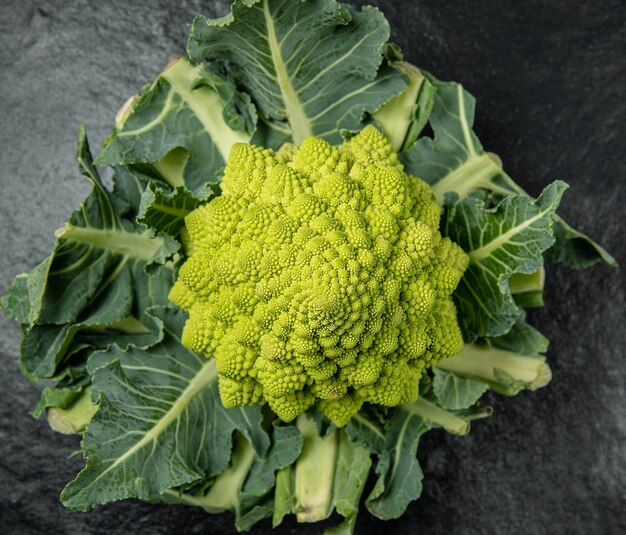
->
xmin=170 ymin=126 xmax=468 ymax=426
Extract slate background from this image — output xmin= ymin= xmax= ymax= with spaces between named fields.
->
xmin=0 ymin=1 xmax=624 ymax=534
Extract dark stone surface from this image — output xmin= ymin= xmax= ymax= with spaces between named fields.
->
xmin=0 ymin=0 xmax=624 ymax=533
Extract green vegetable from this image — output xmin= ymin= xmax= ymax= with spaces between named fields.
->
xmin=0 ymin=0 xmax=616 ymax=533
xmin=169 ymin=126 xmax=467 ymax=426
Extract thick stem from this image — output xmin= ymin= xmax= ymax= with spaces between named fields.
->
xmin=437 ymin=344 xmax=552 ymax=391
xmin=402 ymin=398 xmax=470 ymax=436
xmin=197 ymin=433 xmax=256 ymax=514
xmin=294 ymin=414 xmax=338 ymax=522
xmin=166 ymin=433 xmax=256 ymax=513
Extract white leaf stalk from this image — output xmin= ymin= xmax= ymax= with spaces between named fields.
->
xmin=295 ymin=414 xmax=339 ymax=522
xmin=437 ymin=344 xmax=552 ymax=393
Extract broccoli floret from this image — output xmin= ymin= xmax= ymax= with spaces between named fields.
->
xmin=170 ymin=126 xmax=468 ymax=426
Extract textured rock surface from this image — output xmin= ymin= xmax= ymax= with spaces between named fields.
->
xmin=0 ymin=0 xmax=624 ymax=533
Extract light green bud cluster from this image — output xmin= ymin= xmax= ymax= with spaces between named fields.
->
xmin=170 ymin=126 xmax=468 ymax=426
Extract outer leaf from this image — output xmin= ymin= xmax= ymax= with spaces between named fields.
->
xmin=491 ymin=316 xmax=549 ymax=355
xmin=31 ymin=380 xmax=90 ymax=419
xmin=160 ymin=424 xmax=302 ymax=532
xmin=237 ymin=424 xmax=302 ymax=531
xmin=110 ymin=166 xmax=157 ymax=217
xmin=26 ymin=128 xmax=176 ymax=326
xmin=241 ymin=424 xmax=302 ymax=497
xmin=18 ymin=264 xmax=173 ymax=381
xmin=61 ymin=307 xmax=269 ymax=511
xmin=432 ymin=367 xmax=488 ymax=411
xmin=272 ymin=465 xmax=296 ymax=527
xmin=325 ymin=430 xmax=372 ymax=535
xmin=96 ymin=57 xmax=251 ymax=195
xmin=400 ymin=74 xmax=435 ymax=152
xmin=138 ymin=183 xmax=201 ymax=237
xmin=401 ymin=77 xmax=516 ymax=202
xmin=20 ymin=323 xmax=81 ymax=380
xmin=7 ymin=131 xmax=175 ymax=382
xmin=365 ymin=407 xmax=428 ymax=520
xmin=192 ymin=62 xmax=258 ymax=134
xmin=188 ymin=0 xmax=408 ymax=146
xmin=345 ymin=407 xmax=386 ymax=454
xmin=0 ymin=273 xmax=30 ymax=323
xmin=308 ymin=407 xmax=336 ymax=438
xmin=546 ymin=216 xmax=618 ymax=268
xmin=401 ymin=74 xmax=615 ymax=268
xmin=446 ymin=181 xmax=566 ymax=339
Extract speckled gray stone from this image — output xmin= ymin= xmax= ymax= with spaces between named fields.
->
xmin=0 ymin=1 xmax=624 ymax=534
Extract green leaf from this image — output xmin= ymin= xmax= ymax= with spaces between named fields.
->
xmin=31 ymin=379 xmax=90 ymax=420
xmin=446 ymin=181 xmax=567 ymax=339
xmin=401 ymin=74 xmax=615 ymax=268
xmin=45 ymin=386 xmax=98 ymax=435
xmin=325 ymin=430 xmax=372 ymax=535
xmin=20 ymin=323 xmax=81 ymax=380
xmin=1 ymin=273 xmax=30 ymax=322
xmin=345 ymin=407 xmax=386 ymax=454
xmin=25 ymin=128 xmax=177 ymax=327
xmin=18 ymin=264 xmax=173 ymax=381
xmin=273 ymin=464 xmax=296 ymax=527
xmin=110 ymin=166 xmax=156 ymax=217
xmin=11 ymin=130 xmax=176 ymax=382
xmin=401 ymin=73 xmax=435 ymax=152
xmin=161 ymin=423 xmax=302 ymax=532
xmin=192 ymin=62 xmax=258 ymax=134
xmin=432 ymin=368 xmax=488 ymax=410
xmin=61 ymin=307 xmax=270 ymax=510
xmin=401 ymin=77 xmax=517 ymax=202
xmin=361 ymin=397 xmax=474 ymax=521
xmin=188 ymin=0 xmax=408 ymax=146
xmin=546 ymin=216 xmax=618 ymax=268
xmin=491 ymin=316 xmax=549 ymax=355
xmin=137 ymin=183 xmax=201 ymax=237
xmin=240 ymin=423 xmax=302 ymax=499
xmin=365 ymin=407 xmax=428 ymax=520
xmin=96 ymin=57 xmax=251 ymax=195
xmin=307 ymin=407 xmax=336 ymax=438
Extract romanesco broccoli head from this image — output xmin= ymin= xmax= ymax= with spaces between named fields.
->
xmin=170 ymin=126 xmax=468 ymax=426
